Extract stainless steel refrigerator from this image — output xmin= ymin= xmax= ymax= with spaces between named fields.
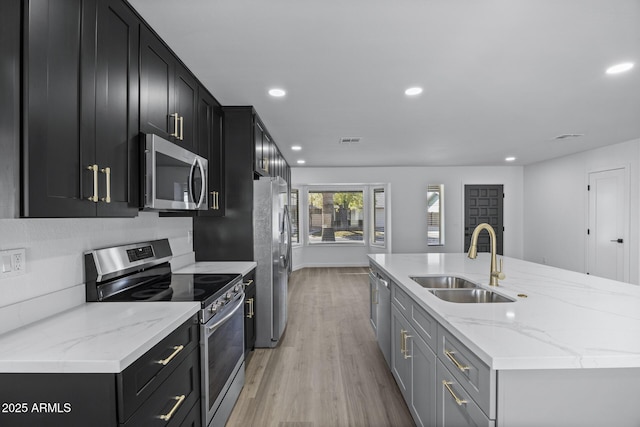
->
xmin=254 ymin=176 xmax=291 ymax=348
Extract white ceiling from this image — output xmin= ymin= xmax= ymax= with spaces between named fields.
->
xmin=129 ymin=0 xmax=640 ymax=167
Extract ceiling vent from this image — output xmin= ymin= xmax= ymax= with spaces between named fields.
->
xmin=339 ymin=137 xmax=362 ymax=144
xmin=554 ymin=133 xmax=584 ymax=140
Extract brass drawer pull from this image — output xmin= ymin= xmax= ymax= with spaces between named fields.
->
xmin=179 ymin=116 xmax=184 ymax=140
xmin=444 ymin=349 xmax=470 ymax=372
xmin=243 ymin=279 xmax=254 ymax=288
xmin=87 ymin=164 xmax=99 ymax=202
xmin=443 ymin=380 xmax=467 ymax=406
xmin=159 ymin=394 xmax=186 ymax=421
xmin=157 ymin=345 xmax=184 ymax=366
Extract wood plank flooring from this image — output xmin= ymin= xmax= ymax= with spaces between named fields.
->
xmin=226 ymin=267 xmax=415 ymax=427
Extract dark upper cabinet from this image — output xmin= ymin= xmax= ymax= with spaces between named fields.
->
xmin=140 ymin=26 xmax=198 ymax=154
xmin=22 ymin=0 xmax=138 ymax=217
xmin=197 ymin=87 xmax=225 ymax=216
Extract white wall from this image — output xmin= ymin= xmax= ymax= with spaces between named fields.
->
xmin=0 ymin=212 xmax=193 ymax=334
xmin=292 ymin=166 xmax=524 ymax=269
xmin=523 ymin=138 xmax=640 ymax=284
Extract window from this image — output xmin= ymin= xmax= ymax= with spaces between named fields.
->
xmin=290 ymin=189 xmax=299 ymax=244
xmin=308 ymin=190 xmax=364 ymax=243
xmin=427 ymin=184 xmax=444 ymax=246
xmin=372 ymin=188 xmax=385 ymax=246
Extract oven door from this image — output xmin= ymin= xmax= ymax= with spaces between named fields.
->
xmin=144 ymin=133 xmax=208 ymax=211
xmin=201 ymin=292 xmax=245 ymax=426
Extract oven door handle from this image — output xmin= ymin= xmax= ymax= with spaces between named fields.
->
xmin=206 ymin=295 xmax=245 ymax=333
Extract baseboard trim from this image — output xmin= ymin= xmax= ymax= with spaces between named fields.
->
xmin=292 ymin=262 xmax=369 ymax=271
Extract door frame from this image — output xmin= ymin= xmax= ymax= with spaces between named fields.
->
xmin=586 ymin=166 xmax=630 ymax=282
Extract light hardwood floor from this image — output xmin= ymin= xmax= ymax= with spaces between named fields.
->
xmin=226 ymin=267 xmax=415 ymax=427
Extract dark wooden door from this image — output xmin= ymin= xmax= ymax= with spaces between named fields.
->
xmin=464 ymin=185 xmax=504 ymax=255
xmin=23 ymin=0 xmax=96 ymax=217
xmin=94 ymin=0 xmax=139 ymax=216
xmin=197 ymin=88 xmax=225 ymax=216
xmin=140 ymin=26 xmax=175 ymax=140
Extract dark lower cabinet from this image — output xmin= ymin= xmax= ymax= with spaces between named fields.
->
xmin=22 ymin=0 xmax=138 ymax=217
xmin=0 ymin=317 xmax=200 ymax=427
xmin=244 ymin=269 xmax=257 ymax=355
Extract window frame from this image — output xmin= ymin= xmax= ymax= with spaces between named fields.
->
xmin=306 ymin=187 xmax=366 ymax=246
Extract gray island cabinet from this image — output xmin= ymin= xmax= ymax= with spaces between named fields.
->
xmin=369 ymin=253 xmax=640 ymax=427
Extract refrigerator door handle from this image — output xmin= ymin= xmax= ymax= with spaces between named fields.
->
xmin=280 ymin=205 xmax=292 ymax=269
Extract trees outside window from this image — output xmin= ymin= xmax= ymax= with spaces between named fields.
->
xmin=308 ymin=191 xmax=364 ymax=243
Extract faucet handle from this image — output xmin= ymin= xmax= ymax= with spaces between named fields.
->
xmin=495 ymin=258 xmax=506 ymax=280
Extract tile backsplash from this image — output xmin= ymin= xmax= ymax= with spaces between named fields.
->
xmin=0 ymin=212 xmax=193 ymax=334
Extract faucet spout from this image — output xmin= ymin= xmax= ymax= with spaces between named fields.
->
xmin=467 ymin=223 xmax=505 ymax=286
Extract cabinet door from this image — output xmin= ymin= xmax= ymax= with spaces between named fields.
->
xmin=391 ymin=305 xmax=411 ymax=402
xmin=23 ymin=0 xmax=96 ymax=217
xmin=140 ymin=26 xmax=175 ymax=140
xmin=94 ymin=0 xmax=139 ymax=217
xmin=197 ymin=88 xmax=225 ymax=216
xmin=244 ymin=280 xmax=257 ymax=355
xmin=174 ymin=64 xmax=198 ymax=152
xmin=436 ymin=360 xmax=494 ymax=427
xmin=410 ymin=330 xmax=437 ymax=427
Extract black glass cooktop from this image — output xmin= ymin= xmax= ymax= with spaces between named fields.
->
xmin=102 ymin=272 xmax=242 ymax=304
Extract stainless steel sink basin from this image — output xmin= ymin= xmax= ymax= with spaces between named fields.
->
xmin=428 ymin=289 xmax=515 ymax=303
xmin=410 ymin=276 xmax=480 ymax=289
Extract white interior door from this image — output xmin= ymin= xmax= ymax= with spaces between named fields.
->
xmin=587 ymin=168 xmax=628 ymax=281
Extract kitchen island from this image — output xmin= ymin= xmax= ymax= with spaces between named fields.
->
xmin=369 ymin=253 xmax=640 ymax=427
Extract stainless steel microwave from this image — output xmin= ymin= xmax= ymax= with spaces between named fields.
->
xmin=143 ymin=134 xmax=208 ymax=211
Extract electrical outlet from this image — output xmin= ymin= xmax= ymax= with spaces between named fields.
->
xmin=0 ymin=248 xmax=26 ymax=278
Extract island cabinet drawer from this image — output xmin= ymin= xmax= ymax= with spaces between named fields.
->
xmin=392 ymin=282 xmax=412 ymax=313
xmin=410 ymin=302 xmax=438 ymax=352
xmin=437 ymin=326 xmax=496 ymax=419
xmin=117 ymin=315 xmax=199 ymax=422
xmin=122 ymin=347 xmax=200 ymax=427
xmin=436 ymin=360 xmax=494 ymax=427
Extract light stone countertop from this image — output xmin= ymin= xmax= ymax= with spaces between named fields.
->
xmin=0 ymin=302 xmax=200 ymax=373
xmin=369 ymin=252 xmax=640 ymax=371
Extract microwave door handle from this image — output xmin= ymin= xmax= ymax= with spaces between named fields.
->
xmin=195 ymin=158 xmax=206 ymax=208
xmin=187 ymin=160 xmax=196 ymax=206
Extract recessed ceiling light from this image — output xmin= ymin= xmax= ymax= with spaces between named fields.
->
xmin=268 ymin=88 xmax=286 ymax=97
xmin=405 ymin=87 xmax=423 ymax=96
xmin=606 ymin=62 xmax=634 ymax=75
xmin=505 ymin=156 xmax=516 ymax=162
xmin=291 ymin=145 xmax=302 ymax=151
xmin=296 ymin=159 xmax=306 ymax=164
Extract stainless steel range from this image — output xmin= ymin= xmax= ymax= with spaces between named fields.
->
xmin=85 ymin=239 xmax=245 ymax=427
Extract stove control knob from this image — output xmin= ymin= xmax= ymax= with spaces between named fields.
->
xmin=235 ymin=284 xmax=242 ymax=292
xmin=209 ymin=303 xmax=218 ymax=313
xmin=225 ymin=291 xmax=233 ymax=300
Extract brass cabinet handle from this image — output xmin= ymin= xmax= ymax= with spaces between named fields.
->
xmin=179 ymin=116 xmax=184 ymax=140
xmin=87 ymin=164 xmax=99 ymax=202
xmin=159 ymin=395 xmax=186 ymax=421
xmin=443 ymin=381 xmax=467 ymax=406
xmin=215 ymin=191 xmax=219 ymax=209
xmin=100 ymin=167 xmax=111 ymax=203
xmin=403 ymin=331 xmax=412 ymax=359
xmin=246 ymin=298 xmax=254 ymax=318
xmin=170 ymin=113 xmax=179 ymax=138
xmin=444 ymin=349 xmax=470 ymax=372
xmin=400 ymin=329 xmax=406 ymax=355
xmin=243 ymin=279 xmax=254 ymax=288
xmin=210 ymin=191 xmax=219 ymax=210
xmin=157 ymin=345 xmax=184 ymax=366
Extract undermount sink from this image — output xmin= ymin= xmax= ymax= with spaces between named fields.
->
xmin=428 ymin=288 xmax=515 ymax=303
xmin=410 ymin=275 xmax=480 ymax=289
